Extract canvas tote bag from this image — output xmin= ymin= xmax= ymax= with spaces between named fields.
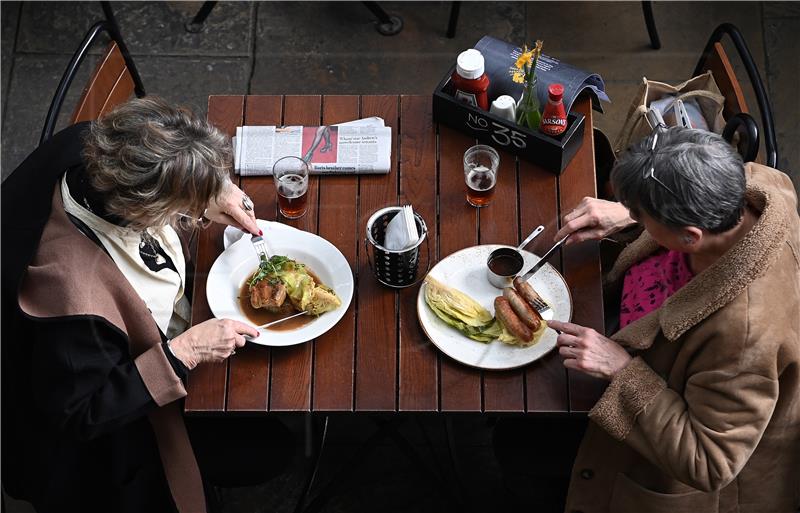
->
xmin=613 ymin=71 xmax=727 ymax=155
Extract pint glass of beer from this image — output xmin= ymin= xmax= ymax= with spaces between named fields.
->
xmin=273 ymin=156 xmax=309 ymax=219
xmin=463 ymin=145 xmax=499 ymax=207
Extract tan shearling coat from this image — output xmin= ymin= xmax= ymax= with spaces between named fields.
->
xmin=564 ymin=163 xmax=800 ymax=513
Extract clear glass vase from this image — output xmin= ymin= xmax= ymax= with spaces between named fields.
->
xmin=516 ymin=75 xmax=541 ymax=130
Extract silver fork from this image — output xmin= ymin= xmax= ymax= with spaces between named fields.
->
xmin=530 ymin=295 xmax=551 ymax=316
xmin=516 ymin=277 xmax=552 ymax=315
xmin=250 ymin=234 xmax=270 ymax=261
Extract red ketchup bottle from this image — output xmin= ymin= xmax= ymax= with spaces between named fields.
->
xmin=540 ymin=83 xmax=568 ymax=136
xmin=451 ymin=49 xmax=490 ymax=111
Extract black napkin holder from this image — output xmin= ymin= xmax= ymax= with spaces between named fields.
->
xmin=432 ymin=66 xmax=585 ymax=175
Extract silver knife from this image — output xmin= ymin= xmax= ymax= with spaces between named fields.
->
xmin=518 ymin=235 xmax=569 ymax=281
xmin=257 ymin=310 xmax=307 ymax=329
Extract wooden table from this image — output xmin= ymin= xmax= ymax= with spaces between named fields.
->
xmin=186 ymin=94 xmax=606 ymax=415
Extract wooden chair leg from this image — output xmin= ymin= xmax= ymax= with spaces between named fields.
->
xmin=641 ymin=1 xmax=661 ymax=50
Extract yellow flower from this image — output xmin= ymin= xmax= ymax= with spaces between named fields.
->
xmin=511 ymin=70 xmax=525 ymax=84
xmin=515 ymin=46 xmax=534 ymax=70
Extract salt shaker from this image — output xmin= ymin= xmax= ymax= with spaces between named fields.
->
xmin=490 ymin=95 xmax=517 ymax=122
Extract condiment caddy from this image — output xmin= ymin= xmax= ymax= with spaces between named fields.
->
xmin=433 ymin=65 xmax=585 ymax=174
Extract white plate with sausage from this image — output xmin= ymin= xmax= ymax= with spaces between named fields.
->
xmin=416 ymin=245 xmax=572 ymax=370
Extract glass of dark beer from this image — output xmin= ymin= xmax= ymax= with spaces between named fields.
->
xmin=463 ymin=145 xmax=499 ymax=207
xmin=273 ymin=156 xmax=309 ymax=219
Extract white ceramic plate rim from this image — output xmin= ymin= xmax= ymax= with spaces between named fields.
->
xmin=206 ymin=221 xmax=354 ymax=347
xmin=416 ymin=244 xmax=572 ymax=370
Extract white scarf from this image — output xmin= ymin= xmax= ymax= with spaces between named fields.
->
xmin=60 ymin=174 xmax=191 ymax=338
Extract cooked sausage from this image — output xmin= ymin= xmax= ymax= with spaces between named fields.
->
xmin=513 ymin=277 xmax=546 ymax=314
xmin=503 ymin=287 xmax=541 ymax=331
xmin=494 ymin=296 xmax=533 ymax=342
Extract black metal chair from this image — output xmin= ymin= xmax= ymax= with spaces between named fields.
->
xmin=693 ymin=23 xmax=777 ymax=167
xmin=40 ymin=1 xmax=145 ymax=145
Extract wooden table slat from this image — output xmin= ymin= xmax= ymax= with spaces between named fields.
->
xmin=313 ymin=95 xmax=360 ymax=411
xmin=225 ymin=95 xmax=283 ymax=411
xmin=185 ymin=95 xmax=244 ymax=412
xmin=437 ymin=125 xmax=482 ymax=412
xmin=558 ymin=99 xmax=608 ymax=412
xmin=268 ymin=95 xmax=321 ymax=411
xmin=354 ymin=95 xmax=400 ymax=411
xmin=518 ymin=160 xmax=570 ymax=412
xmin=398 ymin=95 xmax=439 ymax=412
xmin=480 ymin=149 xmax=524 ymax=412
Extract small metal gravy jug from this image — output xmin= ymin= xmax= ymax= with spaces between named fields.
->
xmin=485 ymin=225 xmax=545 ymax=289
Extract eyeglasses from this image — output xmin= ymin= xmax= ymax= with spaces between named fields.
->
xmin=177 ymin=212 xmax=212 ymax=229
xmin=643 ymin=130 xmax=680 ymax=199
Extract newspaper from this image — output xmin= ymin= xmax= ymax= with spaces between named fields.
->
xmin=233 ymin=117 xmax=392 ymax=176
xmin=474 ymin=36 xmax=610 ymax=114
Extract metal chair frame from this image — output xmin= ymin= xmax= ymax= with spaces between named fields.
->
xmin=693 ymin=23 xmax=777 ymax=168
xmin=40 ymin=2 xmax=145 ymax=145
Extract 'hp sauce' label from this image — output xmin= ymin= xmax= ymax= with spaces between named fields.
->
xmin=454 ymin=90 xmax=478 ymax=108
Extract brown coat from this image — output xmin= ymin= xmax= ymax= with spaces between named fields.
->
xmin=565 ymin=163 xmax=800 ymax=513
xmin=18 ymin=187 xmax=207 ymax=513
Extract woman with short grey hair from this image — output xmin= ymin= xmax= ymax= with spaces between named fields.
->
xmin=544 ymin=126 xmax=800 ymax=512
xmin=84 ymin=96 xmax=259 ymax=233
xmin=2 ymin=96 xmax=293 ymax=513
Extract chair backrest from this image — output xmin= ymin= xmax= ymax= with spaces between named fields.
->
xmin=40 ymin=4 xmax=145 ymax=145
xmin=71 ymin=39 xmax=137 ymax=125
xmin=694 ymin=23 xmax=777 ymax=168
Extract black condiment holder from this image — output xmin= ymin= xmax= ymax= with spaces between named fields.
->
xmin=432 ymin=65 xmax=585 ymax=175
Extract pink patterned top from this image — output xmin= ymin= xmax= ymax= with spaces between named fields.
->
xmin=619 ymin=249 xmax=695 ymax=328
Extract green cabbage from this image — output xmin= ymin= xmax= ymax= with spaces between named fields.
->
xmin=424 ymin=276 xmax=497 ymax=343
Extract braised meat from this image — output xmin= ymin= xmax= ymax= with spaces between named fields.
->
xmin=250 ymin=280 xmax=287 ymax=311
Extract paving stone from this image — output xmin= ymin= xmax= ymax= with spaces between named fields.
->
xmin=255 ymin=1 xmax=524 ymax=56
xmin=251 ymin=52 xmax=454 ymax=96
xmin=763 ymin=2 xmax=800 ymax=18
xmin=1 ymin=1 xmax=20 ymax=121
xmin=133 ymin=56 xmax=251 ymax=117
xmin=525 ymin=1 xmax=764 ymax=57
xmin=763 ymin=17 xmax=800 ymax=183
xmin=0 ymin=54 xmax=248 ymax=179
xmin=15 ymin=1 xmax=105 ymax=55
xmin=556 ymin=53 xmax=694 ymax=85
xmin=17 ymin=1 xmax=253 ymax=56
xmin=592 ymin=81 xmax=644 ymax=143
xmin=112 ymin=1 xmax=253 ymax=56
xmin=1 ymin=53 xmax=94 ymax=179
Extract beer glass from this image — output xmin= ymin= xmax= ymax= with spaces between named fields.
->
xmin=273 ymin=156 xmax=309 ymax=219
xmin=463 ymin=145 xmax=499 ymax=207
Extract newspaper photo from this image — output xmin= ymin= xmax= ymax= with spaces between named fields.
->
xmin=474 ymin=35 xmax=611 ymax=114
xmin=234 ymin=117 xmax=392 ymax=176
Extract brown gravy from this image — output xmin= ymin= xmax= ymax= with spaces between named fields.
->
xmin=237 ymin=267 xmax=323 ymax=331
xmin=488 ymin=254 xmax=522 ymax=276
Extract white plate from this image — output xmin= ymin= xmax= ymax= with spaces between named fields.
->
xmin=416 ymin=245 xmax=572 ymax=370
xmin=206 ymin=220 xmax=354 ymax=347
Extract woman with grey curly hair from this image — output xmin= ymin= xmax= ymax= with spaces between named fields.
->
xmin=536 ymin=126 xmax=800 ymax=512
xmin=2 ymin=97 xmax=293 ymax=513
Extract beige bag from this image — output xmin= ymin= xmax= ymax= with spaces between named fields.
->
xmin=613 ymin=71 xmax=727 ymax=155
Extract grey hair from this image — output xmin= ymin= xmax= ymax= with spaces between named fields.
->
xmin=82 ymin=96 xmax=231 ymax=231
xmin=611 ymin=126 xmax=746 ymax=233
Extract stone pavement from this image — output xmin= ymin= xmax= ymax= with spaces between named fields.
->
xmin=2 ymin=2 xmax=798 ymax=187
xmin=2 ymin=2 xmax=798 ymax=512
